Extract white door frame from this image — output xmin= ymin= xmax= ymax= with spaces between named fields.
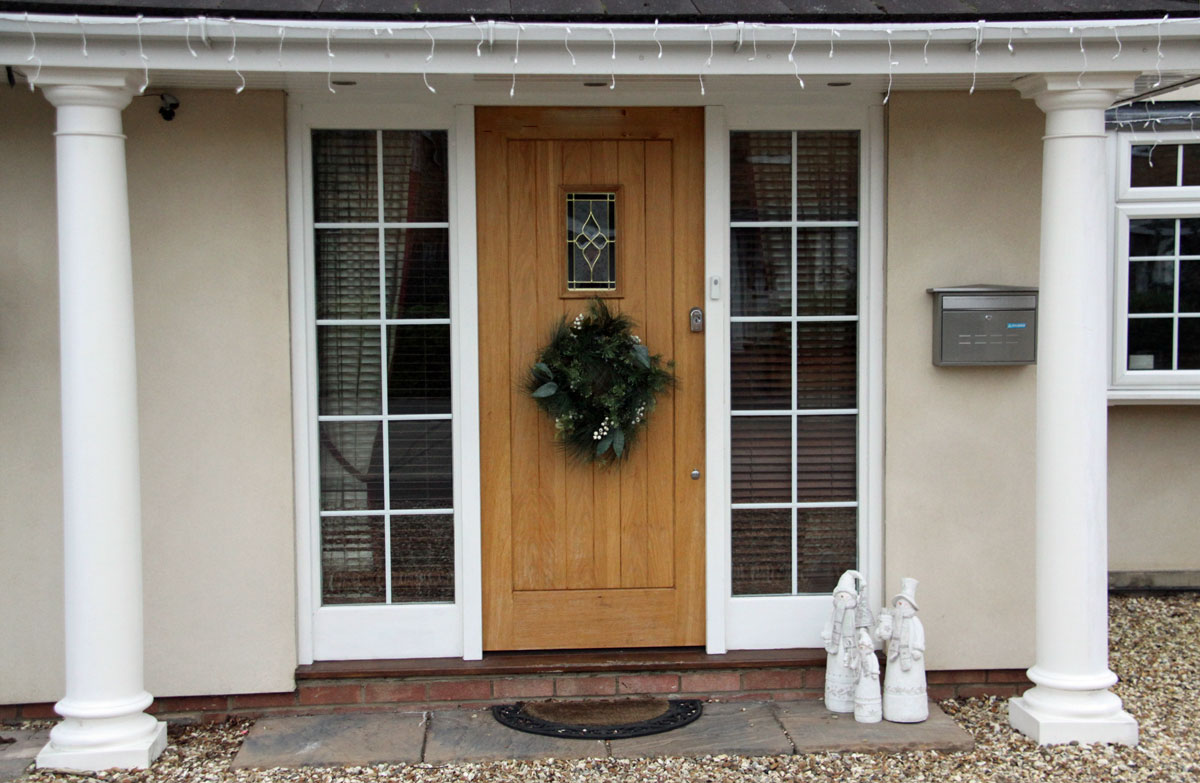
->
xmin=289 ymin=91 xmax=884 ymax=663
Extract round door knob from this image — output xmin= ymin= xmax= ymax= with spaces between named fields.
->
xmin=691 ymin=469 xmax=701 ymax=480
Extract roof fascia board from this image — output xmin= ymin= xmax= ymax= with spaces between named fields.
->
xmin=2 ymin=14 xmax=1198 ymax=78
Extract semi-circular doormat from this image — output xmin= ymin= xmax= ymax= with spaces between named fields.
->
xmin=492 ymin=698 xmax=703 ymax=739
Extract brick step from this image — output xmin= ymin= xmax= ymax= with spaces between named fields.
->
xmin=1 ymin=654 xmax=1031 ymax=724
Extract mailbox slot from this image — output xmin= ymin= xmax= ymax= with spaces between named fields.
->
xmin=929 ymin=285 xmax=1038 ymax=366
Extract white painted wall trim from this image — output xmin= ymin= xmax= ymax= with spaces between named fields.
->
xmin=703 ymin=106 xmax=731 ymax=655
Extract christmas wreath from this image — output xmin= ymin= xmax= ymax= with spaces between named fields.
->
xmin=527 ymin=299 xmax=674 ymax=463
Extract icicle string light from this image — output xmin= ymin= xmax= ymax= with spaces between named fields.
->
xmin=1113 ymin=26 xmax=1123 ymax=59
xmin=705 ymin=24 xmax=714 ymax=67
xmin=1007 ymin=27 xmax=1014 ymax=53
xmin=653 ymin=18 xmax=662 ymax=58
xmin=1155 ymin=14 xmax=1166 ymax=88
xmin=423 ymin=24 xmax=436 ymax=92
xmin=788 ymin=28 xmax=804 ymax=88
xmin=325 ymin=27 xmax=335 ymax=93
xmin=924 ymin=29 xmax=932 ymax=64
xmin=698 ymin=72 xmax=704 ymax=95
xmin=229 ymin=18 xmax=245 ymax=93
xmin=883 ymin=29 xmax=895 ymax=105
xmin=749 ymin=23 xmax=758 ymax=61
xmin=829 ymin=28 xmax=839 ymax=58
xmin=1076 ymin=30 xmax=1089 ymax=87
xmin=564 ymin=26 xmax=575 ymax=65
xmin=510 ymin=22 xmax=523 ymax=98
xmin=76 ymin=14 xmax=87 ymax=56
xmin=970 ymin=20 xmax=983 ymax=94
xmin=136 ymin=14 xmax=150 ymax=93
xmin=24 ymin=13 xmax=41 ymax=90
xmin=277 ymin=26 xmax=285 ymax=66
xmin=185 ymin=17 xmax=197 ymax=57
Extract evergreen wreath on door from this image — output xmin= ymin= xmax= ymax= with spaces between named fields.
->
xmin=527 ymin=299 xmax=674 ymax=464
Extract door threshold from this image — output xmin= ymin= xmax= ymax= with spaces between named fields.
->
xmin=297 ymin=647 xmax=826 ymax=680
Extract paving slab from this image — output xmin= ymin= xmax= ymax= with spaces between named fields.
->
xmin=425 ymin=708 xmax=607 ymax=763
xmin=0 ymin=728 xmax=49 ymax=783
xmin=232 ymin=712 xmax=426 ymax=768
xmin=609 ymin=702 xmax=794 ymax=759
xmin=773 ymin=701 xmax=975 ymax=753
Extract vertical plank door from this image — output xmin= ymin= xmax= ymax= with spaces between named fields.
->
xmin=477 ymin=107 xmax=705 ymax=650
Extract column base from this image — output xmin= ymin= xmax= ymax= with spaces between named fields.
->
xmin=1009 ymin=695 xmax=1139 ymax=746
xmin=36 ymin=720 xmax=167 ymax=772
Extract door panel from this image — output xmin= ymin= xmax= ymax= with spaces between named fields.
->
xmin=477 ymin=108 xmax=704 ymax=651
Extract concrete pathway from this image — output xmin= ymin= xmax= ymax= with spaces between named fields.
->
xmin=0 ymin=728 xmax=48 ymax=783
xmin=233 ymin=701 xmax=973 ymax=768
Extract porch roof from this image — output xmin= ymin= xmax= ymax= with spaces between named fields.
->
xmin=2 ymin=0 xmax=1199 ymax=24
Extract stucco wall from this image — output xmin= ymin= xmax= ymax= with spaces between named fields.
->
xmin=885 ymin=91 xmax=1043 ymax=670
xmin=0 ymin=88 xmax=295 ymax=704
xmin=1109 ymin=406 xmax=1200 ymax=572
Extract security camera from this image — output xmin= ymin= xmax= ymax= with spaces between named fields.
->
xmin=158 ymin=94 xmax=180 ymax=121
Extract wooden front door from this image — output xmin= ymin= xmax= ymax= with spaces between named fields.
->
xmin=477 ymin=107 xmax=705 ymax=650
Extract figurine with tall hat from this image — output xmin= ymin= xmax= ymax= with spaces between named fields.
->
xmin=821 ymin=569 xmax=864 ymax=713
xmin=876 ymin=577 xmax=929 ymax=723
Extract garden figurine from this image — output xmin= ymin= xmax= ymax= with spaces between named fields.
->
xmin=876 ymin=577 xmax=929 ymax=723
xmin=853 ymin=628 xmax=883 ymax=723
xmin=821 ymin=569 xmax=864 ymax=713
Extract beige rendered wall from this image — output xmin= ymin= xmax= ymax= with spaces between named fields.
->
xmin=1109 ymin=406 xmax=1200 ymax=572
xmin=0 ymin=88 xmax=295 ymax=704
xmin=885 ymin=91 xmax=1043 ymax=671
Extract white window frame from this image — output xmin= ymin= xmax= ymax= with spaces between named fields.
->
xmin=705 ymin=102 xmax=885 ymax=652
xmin=288 ymin=99 xmax=482 ymax=663
xmin=1110 ymin=130 xmax=1200 ymax=402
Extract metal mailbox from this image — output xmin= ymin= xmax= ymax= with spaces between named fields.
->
xmin=928 ymin=285 xmax=1038 ymax=366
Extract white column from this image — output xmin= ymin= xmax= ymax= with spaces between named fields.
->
xmin=1010 ymin=74 xmax=1139 ymax=746
xmin=35 ymin=69 xmax=167 ymax=772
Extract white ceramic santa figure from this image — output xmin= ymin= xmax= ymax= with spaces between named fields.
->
xmin=853 ymin=628 xmax=883 ymax=723
xmin=820 ymin=570 xmax=863 ymax=713
xmin=876 ymin=577 xmax=929 ymax=723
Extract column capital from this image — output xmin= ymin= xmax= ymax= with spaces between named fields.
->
xmin=37 ymin=68 xmax=137 ymax=111
xmin=1013 ymin=73 xmax=1139 ymax=113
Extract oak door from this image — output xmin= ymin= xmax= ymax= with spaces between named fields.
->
xmin=477 ymin=107 xmax=705 ymax=650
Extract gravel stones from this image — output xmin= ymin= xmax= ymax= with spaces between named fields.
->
xmin=14 ymin=593 xmax=1200 ymax=782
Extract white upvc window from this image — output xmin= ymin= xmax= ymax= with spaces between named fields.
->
xmin=289 ymin=101 xmax=481 ymax=662
xmin=708 ymin=104 xmax=884 ymax=651
xmin=1111 ymin=131 xmax=1200 ymax=399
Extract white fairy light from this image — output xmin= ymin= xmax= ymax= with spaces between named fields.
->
xmin=924 ymin=29 xmax=932 ymax=64
xmin=1112 ymin=26 xmax=1122 ymax=60
xmin=135 ymin=15 xmax=150 ymax=93
xmin=423 ymin=25 xmax=437 ymax=93
xmin=749 ymin=23 xmax=758 ymax=62
xmin=609 ymin=26 xmax=616 ymax=89
xmin=325 ymin=27 xmax=335 ymax=93
xmin=969 ymin=20 xmax=983 ymax=94
xmin=228 ymin=19 xmax=245 ymax=93
xmin=564 ymin=26 xmax=576 ymax=66
xmin=788 ymin=28 xmax=805 ymax=88
xmin=883 ymin=29 xmax=897 ymax=105
xmin=653 ymin=18 xmax=662 ymax=58
xmin=829 ymin=28 xmax=840 ymax=58
xmin=698 ymin=72 xmax=705 ymax=96
xmin=1154 ymin=14 xmax=1166 ymax=88
xmin=1077 ymin=29 xmax=1087 ymax=88
xmin=705 ymin=24 xmax=714 ymax=67
xmin=1007 ymin=27 xmax=1014 ymax=53
xmin=510 ymin=22 xmax=524 ymax=98
xmin=185 ymin=17 xmax=198 ymax=58
xmin=23 ymin=13 xmax=41 ymax=91
xmin=76 ymin=14 xmax=87 ymax=57
xmin=277 ymin=26 xmax=285 ymax=66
